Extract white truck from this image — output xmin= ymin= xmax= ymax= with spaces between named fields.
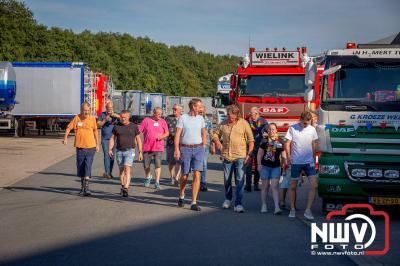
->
xmin=305 ymin=39 xmax=400 ymax=212
xmin=212 ymin=74 xmax=231 ymax=124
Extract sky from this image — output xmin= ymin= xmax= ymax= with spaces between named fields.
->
xmin=22 ymin=0 xmax=400 ymax=56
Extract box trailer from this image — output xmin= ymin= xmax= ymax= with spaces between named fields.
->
xmin=8 ymin=62 xmax=97 ymax=136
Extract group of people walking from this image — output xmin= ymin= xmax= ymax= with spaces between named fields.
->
xmin=63 ymin=99 xmax=319 ymax=219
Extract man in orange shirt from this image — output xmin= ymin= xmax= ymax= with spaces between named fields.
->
xmin=63 ymin=102 xmax=99 ymax=196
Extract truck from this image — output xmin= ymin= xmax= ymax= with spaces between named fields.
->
xmin=0 ymin=62 xmax=17 ymax=112
xmin=213 ymin=74 xmax=231 ymax=124
xmin=3 ymin=62 xmax=113 ymax=136
xmin=305 ymin=40 xmax=400 ymax=212
xmin=229 ymin=47 xmax=320 ymax=133
xmin=0 ymin=62 xmax=17 ymax=130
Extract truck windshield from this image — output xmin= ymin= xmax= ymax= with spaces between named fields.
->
xmin=322 ymin=57 xmax=400 ymax=104
xmin=239 ymin=75 xmax=306 ymax=97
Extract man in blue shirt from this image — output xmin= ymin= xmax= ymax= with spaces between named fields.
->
xmin=97 ymin=102 xmax=120 ymax=179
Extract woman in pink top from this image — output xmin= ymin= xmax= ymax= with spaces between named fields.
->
xmin=139 ymin=107 xmax=169 ymax=189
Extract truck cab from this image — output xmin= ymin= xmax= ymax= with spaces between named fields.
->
xmin=306 ymin=42 xmax=400 ymax=212
xmin=230 ymin=47 xmax=318 ymax=133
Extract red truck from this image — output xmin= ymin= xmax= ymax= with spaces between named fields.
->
xmin=229 ymin=47 xmax=320 ymax=133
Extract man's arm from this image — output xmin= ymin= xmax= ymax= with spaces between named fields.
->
xmin=62 ymin=128 xmax=71 ymax=145
xmin=108 ymin=134 xmax=115 ymax=157
xmin=284 ymin=140 xmax=292 ymax=165
xmin=211 ymin=126 xmax=223 ymax=151
xmin=63 ymin=117 xmax=75 ymax=145
xmin=93 ymin=121 xmax=100 ymax=152
xmin=158 ymin=124 xmax=169 ymax=141
xmin=312 ymin=139 xmax=318 ymax=160
xmin=174 ymin=127 xmax=182 ymax=160
xmin=201 ymin=127 xmax=206 ymax=146
xmin=136 ymin=135 xmax=143 ymax=161
xmin=97 ymin=114 xmax=107 ymax=128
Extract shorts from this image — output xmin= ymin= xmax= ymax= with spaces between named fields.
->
xmin=260 ymin=166 xmax=281 ymax=180
xmin=279 ymin=166 xmax=291 ymax=189
xmin=166 ymin=145 xmax=181 ymax=164
xmin=116 ymin=148 xmax=135 ymax=167
xmin=76 ymin=148 xmax=96 ymax=178
xmin=180 ymin=146 xmax=204 ymax=175
xmin=143 ymin=151 xmax=162 ymax=168
xmin=291 ymin=163 xmax=317 ymax=180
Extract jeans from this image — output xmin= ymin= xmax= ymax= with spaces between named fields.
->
xmin=101 ymin=139 xmax=115 ymax=175
xmin=201 ymin=146 xmax=210 ymax=186
xmin=223 ymin=158 xmax=245 ymax=206
xmin=76 ymin=148 xmax=96 ymax=177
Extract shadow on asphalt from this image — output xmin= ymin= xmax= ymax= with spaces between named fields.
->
xmin=1 ymin=186 xmax=357 ymax=266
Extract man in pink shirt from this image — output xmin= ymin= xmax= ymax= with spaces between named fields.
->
xmin=139 ymin=107 xmax=169 ymax=189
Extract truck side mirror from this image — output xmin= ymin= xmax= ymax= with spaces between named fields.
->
xmin=323 ymin=65 xmax=342 ymax=76
xmin=305 ymin=60 xmax=316 ymax=86
xmin=304 ymin=87 xmax=314 ymax=102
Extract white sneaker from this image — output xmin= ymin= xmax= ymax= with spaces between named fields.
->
xmin=234 ymin=205 xmax=245 ymax=213
xmin=289 ymin=209 xmax=296 ymax=218
xmin=304 ymin=209 xmax=315 ymax=220
xmin=170 ymin=179 xmax=175 ymax=185
xmin=274 ymin=208 xmax=282 ymax=215
xmin=222 ymin=200 xmax=231 ymax=209
xmin=260 ymin=204 xmax=268 ymax=213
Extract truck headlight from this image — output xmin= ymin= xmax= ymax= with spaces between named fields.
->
xmin=384 ymin=170 xmax=399 ymax=178
xmin=351 ymin=169 xmax=366 ymax=177
xmin=320 ymin=165 xmax=340 ymax=174
xmin=368 ymin=169 xmax=383 ymax=178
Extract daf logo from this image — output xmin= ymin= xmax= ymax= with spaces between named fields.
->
xmin=258 ymin=107 xmax=289 ymax=114
xmin=331 ymin=128 xmax=355 ymax=133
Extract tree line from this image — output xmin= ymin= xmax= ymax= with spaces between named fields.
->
xmin=0 ymin=0 xmax=239 ymax=96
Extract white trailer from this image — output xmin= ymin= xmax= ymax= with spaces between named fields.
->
xmin=9 ymin=62 xmax=95 ymax=136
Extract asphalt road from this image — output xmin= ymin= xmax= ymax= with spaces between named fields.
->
xmin=0 ymin=151 xmax=398 ymax=265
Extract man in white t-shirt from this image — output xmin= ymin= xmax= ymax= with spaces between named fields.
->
xmin=174 ymin=98 xmax=206 ymax=211
xmin=284 ymin=111 xmax=318 ymax=220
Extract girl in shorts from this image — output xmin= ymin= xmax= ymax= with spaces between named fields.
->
xmin=257 ymin=123 xmax=286 ymax=214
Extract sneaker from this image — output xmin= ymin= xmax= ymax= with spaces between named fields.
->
xmin=234 ymin=205 xmax=245 ymax=213
xmin=304 ymin=209 xmax=315 ymax=220
xmin=279 ymin=202 xmax=286 ymax=210
xmin=222 ymin=200 xmax=231 ymax=209
xmin=178 ymin=198 xmax=184 ymax=207
xmin=170 ymin=179 xmax=175 ymax=185
xmin=109 ymin=174 xmax=114 ymax=180
xmin=260 ymin=203 xmax=268 ymax=213
xmin=144 ymin=175 xmax=152 ymax=187
xmin=154 ymin=182 xmax=161 ymax=190
xmin=190 ymin=203 xmax=201 ymax=211
xmin=200 ymin=184 xmax=208 ymax=192
xmin=274 ymin=208 xmax=282 ymax=215
xmin=289 ymin=209 xmax=296 ymax=218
